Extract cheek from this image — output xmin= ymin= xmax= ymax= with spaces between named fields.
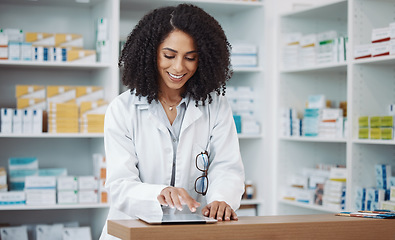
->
xmin=187 ymin=62 xmax=198 ymax=74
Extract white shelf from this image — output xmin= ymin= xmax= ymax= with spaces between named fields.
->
xmin=0 ymin=133 xmax=104 ymax=138
xmin=278 ymin=199 xmax=340 ymax=213
xmin=238 ymin=133 xmax=262 ymax=139
xmin=280 ymin=0 xmax=347 ymax=20
xmin=353 ymin=139 xmax=395 ymax=145
xmin=352 ymin=55 xmax=395 ymax=66
xmin=120 ymin=0 xmax=264 ymax=15
xmin=240 ymin=199 xmax=263 ymax=205
xmin=0 ymin=61 xmax=111 ymax=70
xmin=280 ymin=136 xmax=347 ymax=143
xmin=280 ymin=62 xmax=347 ymax=73
xmin=0 ymin=203 xmax=110 ymax=211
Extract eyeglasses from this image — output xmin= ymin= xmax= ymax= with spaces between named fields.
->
xmin=194 ymin=151 xmax=209 ymax=196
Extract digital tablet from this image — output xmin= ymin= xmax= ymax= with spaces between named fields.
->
xmin=136 ymin=213 xmax=218 ymax=225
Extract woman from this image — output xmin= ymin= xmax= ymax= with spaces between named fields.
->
xmin=100 ymin=4 xmax=245 ymax=239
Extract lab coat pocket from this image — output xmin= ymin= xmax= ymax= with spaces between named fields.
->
xmin=189 ymin=144 xmax=208 ymax=193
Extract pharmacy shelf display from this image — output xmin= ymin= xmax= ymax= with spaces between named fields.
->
xmin=276 ymin=0 xmax=348 ymax=214
xmin=0 ymin=0 xmax=267 ymax=238
xmin=0 ymin=0 xmax=119 ymax=239
xmin=119 ymin=0 xmax=266 ymax=215
xmin=275 ymin=0 xmax=395 ymax=215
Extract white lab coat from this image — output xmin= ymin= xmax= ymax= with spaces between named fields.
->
xmin=100 ymin=90 xmax=245 ymax=240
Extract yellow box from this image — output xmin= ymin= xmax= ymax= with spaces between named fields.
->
xmin=80 ymin=100 xmax=107 ymax=116
xmin=370 ymin=116 xmax=381 ymax=128
xmin=17 ymin=98 xmax=46 ymax=110
xmin=358 ymin=128 xmax=369 ymax=139
xmin=67 ymin=49 xmax=96 ymax=63
xmin=25 ymin=32 xmax=55 ymax=46
xmin=16 ymin=85 xmax=45 ymax=99
xmin=46 ymin=86 xmax=76 ymax=104
xmin=381 ymin=116 xmax=394 ymax=128
xmin=358 ymin=116 xmax=369 ymax=128
xmin=48 ymin=102 xmax=78 ymax=112
xmin=76 ymin=87 xmax=104 ymax=105
xmin=381 ymin=128 xmax=394 ymax=140
xmin=55 ymin=33 xmax=83 ymax=48
xmin=370 ymin=128 xmax=381 ymax=139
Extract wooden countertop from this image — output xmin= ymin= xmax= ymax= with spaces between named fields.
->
xmin=108 ymin=214 xmax=395 ymax=240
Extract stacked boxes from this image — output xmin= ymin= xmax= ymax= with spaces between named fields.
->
xmin=78 ymin=176 xmax=99 ymax=204
xmin=358 ymin=115 xmax=394 ymax=140
xmin=57 ymin=176 xmax=78 ymax=204
xmin=96 ymin=17 xmax=111 ymax=63
xmin=226 ymin=86 xmax=260 ymax=134
xmin=230 ymin=43 xmax=258 ymax=68
xmin=8 ymin=157 xmax=38 ymax=191
xmin=354 ymin=21 xmax=395 ymax=60
xmin=282 ymin=31 xmax=347 ymax=69
xmin=48 ymin=102 xmax=79 ymax=133
xmin=280 ymin=108 xmax=302 ymax=137
xmin=93 ymin=154 xmax=107 ymax=203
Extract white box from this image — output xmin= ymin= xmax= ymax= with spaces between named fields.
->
xmin=21 ymin=42 xmax=32 ymax=61
xmin=62 ymin=227 xmax=92 ymax=240
xmin=12 ymin=109 xmax=23 ymax=133
xmin=0 ymin=226 xmax=28 ymax=240
xmin=25 ymin=189 xmax=56 ymax=205
xmin=32 ymin=109 xmax=43 ymax=133
xmin=57 ymin=176 xmax=78 ymax=191
xmin=8 ymin=42 xmax=20 ymax=61
xmin=372 ymin=27 xmax=390 ymax=43
xmin=372 ymin=41 xmax=390 ymax=57
xmin=0 ymin=191 xmax=26 ymax=205
xmin=354 ymin=44 xmax=372 ymax=59
xmin=78 ymin=190 xmax=98 ymax=203
xmin=1 ymin=108 xmax=13 ymax=133
xmin=58 ymin=190 xmax=78 ymax=204
xmin=35 ymin=224 xmax=64 ymax=240
xmin=22 ymin=109 xmax=33 ymax=134
xmin=78 ymin=176 xmax=98 ymax=190
xmin=25 ymin=176 xmax=56 ymax=189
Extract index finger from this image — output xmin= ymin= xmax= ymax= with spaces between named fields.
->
xmin=179 ymin=189 xmax=200 ymax=212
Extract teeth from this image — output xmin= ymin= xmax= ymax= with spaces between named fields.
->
xmin=169 ymin=72 xmax=184 ymax=79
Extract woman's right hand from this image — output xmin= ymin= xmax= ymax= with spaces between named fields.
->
xmin=157 ymin=187 xmax=200 ymax=212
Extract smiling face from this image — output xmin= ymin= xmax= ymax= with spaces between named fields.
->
xmin=157 ymin=29 xmax=199 ymax=96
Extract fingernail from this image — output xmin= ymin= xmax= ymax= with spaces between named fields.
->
xmin=225 ymin=217 xmax=230 ymax=221
xmin=177 ymin=207 xmax=183 ymax=211
xmin=204 ymin=211 xmax=209 ymax=216
xmin=218 ymin=217 xmax=222 ymax=221
xmin=191 ymin=207 xmax=196 ymax=212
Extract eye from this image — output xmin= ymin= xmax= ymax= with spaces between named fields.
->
xmin=164 ymin=54 xmax=175 ymax=59
xmin=185 ymin=56 xmax=196 ymax=61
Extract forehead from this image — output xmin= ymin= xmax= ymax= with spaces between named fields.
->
xmin=160 ymin=30 xmax=196 ymax=52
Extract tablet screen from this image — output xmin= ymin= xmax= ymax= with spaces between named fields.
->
xmin=136 ymin=214 xmax=217 ymax=225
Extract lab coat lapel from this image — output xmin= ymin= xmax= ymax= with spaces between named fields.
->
xmin=181 ymin=103 xmax=202 ymax=134
xmin=135 ymin=96 xmax=168 ymax=134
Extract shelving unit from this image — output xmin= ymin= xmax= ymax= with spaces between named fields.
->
xmin=0 ymin=0 xmax=119 ymax=238
xmin=274 ymin=0 xmax=395 ymax=215
xmin=0 ymin=0 xmax=266 ymax=238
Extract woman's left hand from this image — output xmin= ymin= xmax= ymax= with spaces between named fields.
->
xmin=201 ymin=201 xmax=238 ymax=221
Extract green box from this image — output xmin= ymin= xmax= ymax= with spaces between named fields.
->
xmin=370 ymin=128 xmax=381 ymax=139
xmin=358 ymin=128 xmax=369 ymax=139
xmin=381 ymin=116 xmax=394 ymax=128
xmin=370 ymin=116 xmax=381 ymax=128
xmin=381 ymin=128 xmax=394 ymax=140
xmin=358 ymin=116 xmax=369 ymax=128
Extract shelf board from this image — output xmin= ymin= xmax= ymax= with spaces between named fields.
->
xmin=280 ymin=136 xmax=347 ymax=143
xmin=240 ymin=199 xmax=263 ymax=205
xmin=0 ymin=0 xmax=105 ymax=8
xmin=0 ymin=61 xmax=111 ymax=70
xmin=280 ymin=0 xmax=347 ymax=20
xmin=353 ymin=139 xmax=395 ymax=145
xmin=279 ymin=199 xmax=340 ymax=213
xmin=234 ymin=67 xmax=263 ymax=73
xmin=280 ymin=62 xmax=347 ymax=74
xmin=120 ymin=0 xmax=264 ymax=15
xmin=238 ymin=133 xmax=262 ymax=139
xmin=353 ymin=55 xmax=395 ymax=66
xmin=0 ymin=203 xmax=110 ymax=211
xmin=0 ymin=133 xmax=104 ymax=138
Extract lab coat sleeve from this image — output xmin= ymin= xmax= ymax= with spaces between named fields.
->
xmin=104 ymin=97 xmax=167 ymax=218
xmin=205 ymin=95 xmax=245 ymax=211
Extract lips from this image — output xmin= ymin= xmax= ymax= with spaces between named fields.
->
xmin=168 ymin=72 xmax=186 ymax=82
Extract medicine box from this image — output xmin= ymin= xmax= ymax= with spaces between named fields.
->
xmin=375 ymin=164 xmax=391 ymax=189
xmin=358 ymin=116 xmax=369 ymax=128
xmin=78 ymin=176 xmax=99 ymax=190
xmin=78 ymin=189 xmax=98 ymax=203
xmin=67 ymin=49 xmax=96 ymax=63
xmin=1 ymin=108 xmax=13 ymax=133
xmin=21 ymin=42 xmax=32 ymax=61
xmin=25 ymin=32 xmax=55 ymax=46
xmin=38 ymin=168 xmax=67 ymax=176
xmin=9 ymin=169 xmax=38 ymax=191
xmin=35 ymin=224 xmax=64 ymax=240
xmin=55 ymin=33 xmax=83 ymax=48
xmin=57 ymin=176 xmax=78 ymax=191
xmin=25 ymin=176 xmax=56 ymax=189
xmin=371 ymin=27 xmax=390 ymax=43
xmin=372 ymin=41 xmax=390 ymax=57
xmin=25 ymin=189 xmax=56 ymax=205
xmin=76 ymin=86 xmax=104 ymax=105
xmin=9 ymin=157 xmax=38 ymax=170
xmin=354 ymin=44 xmax=372 ymax=59
xmin=370 ymin=128 xmax=381 ymax=140
xmin=58 ymin=190 xmax=78 ymax=204
xmin=46 ymin=86 xmax=76 ymax=104
xmin=0 ymin=226 xmax=28 ymax=240
xmin=8 ymin=42 xmax=20 ymax=61
xmin=0 ymin=191 xmax=25 ymax=205
xmin=62 ymin=227 xmax=92 ymax=240
xmin=16 ymin=85 xmax=46 ymax=99
xmin=17 ymin=98 xmax=46 ymax=110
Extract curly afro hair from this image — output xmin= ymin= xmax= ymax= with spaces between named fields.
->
xmin=119 ymin=4 xmax=233 ymax=105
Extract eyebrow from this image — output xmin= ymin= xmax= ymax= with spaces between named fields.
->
xmin=162 ymin=47 xmax=198 ymax=54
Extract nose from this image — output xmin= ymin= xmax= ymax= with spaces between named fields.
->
xmin=172 ymin=57 xmax=184 ymax=73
